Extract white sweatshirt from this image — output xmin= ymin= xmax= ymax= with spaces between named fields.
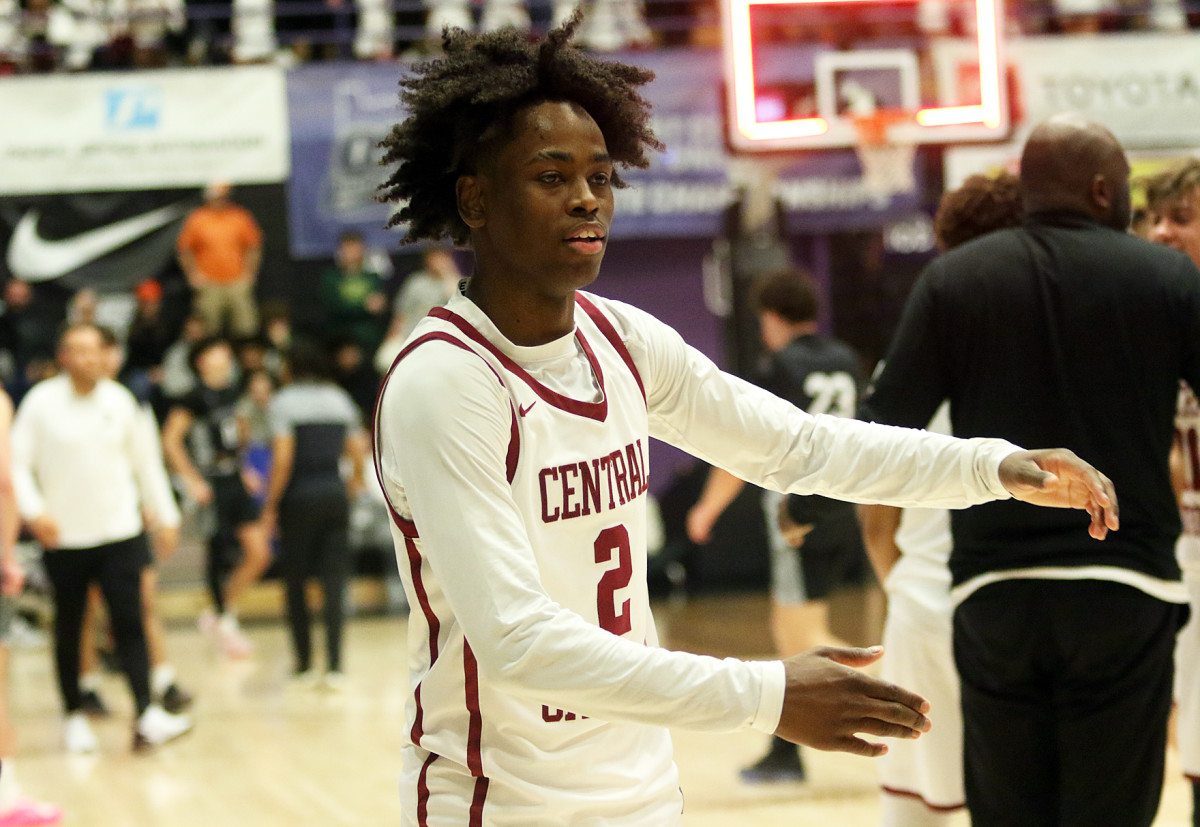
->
xmin=12 ymin=375 xmax=179 ymax=549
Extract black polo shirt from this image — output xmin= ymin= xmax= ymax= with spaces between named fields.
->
xmin=860 ymin=211 xmax=1200 ymax=588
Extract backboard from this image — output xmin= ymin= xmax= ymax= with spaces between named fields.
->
xmin=720 ymin=0 xmax=1010 ymax=151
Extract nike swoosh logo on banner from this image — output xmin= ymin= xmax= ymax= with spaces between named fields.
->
xmin=519 ymin=402 xmax=536 ymax=417
xmin=6 ymin=203 xmax=189 ymax=282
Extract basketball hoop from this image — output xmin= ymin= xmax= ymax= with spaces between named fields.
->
xmin=851 ymin=110 xmax=917 ymax=197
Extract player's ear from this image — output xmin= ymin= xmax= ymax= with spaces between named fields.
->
xmin=457 ymin=176 xmax=486 ymax=229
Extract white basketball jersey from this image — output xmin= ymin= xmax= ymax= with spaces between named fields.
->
xmin=886 ymin=402 xmax=954 ymax=624
xmin=1176 ymin=382 xmax=1200 ymax=570
xmin=375 ymin=292 xmax=682 ymax=825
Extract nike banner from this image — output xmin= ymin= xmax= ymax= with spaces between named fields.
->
xmin=0 ymin=66 xmax=290 ymax=196
xmin=0 ymin=185 xmax=290 ymax=297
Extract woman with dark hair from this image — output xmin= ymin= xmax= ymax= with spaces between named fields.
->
xmin=260 ymin=338 xmax=367 ymax=689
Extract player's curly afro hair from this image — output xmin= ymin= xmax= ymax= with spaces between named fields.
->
xmin=379 ymin=14 xmax=663 ymax=245
xmin=933 ymin=171 xmax=1024 ymax=251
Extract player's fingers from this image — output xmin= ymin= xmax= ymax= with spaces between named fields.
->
xmin=866 ymin=679 xmax=932 ymax=717
xmin=861 ymin=697 xmax=931 ymax=732
xmin=1099 ymin=475 xmax=1119 ymax=529
xmin=832 ymin=735 xmax=888 ymax=758
xmin=853 ymin=717 xmax=925 ymax=740
xmin=814 ymin=644 xmax=884 ymax=668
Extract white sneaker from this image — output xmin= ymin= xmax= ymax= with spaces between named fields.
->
xmin=216 ymin=615 xmax=254 ymax=659
xmin=133 ymin=704 xmax=192 ymax=751
xmin=64 ymin=712 xmax=98 ymax=754
xmin=196 ymin=608 xmax=218 ymax=638
xmin=290 ymin=670 xmax=320 ymax=689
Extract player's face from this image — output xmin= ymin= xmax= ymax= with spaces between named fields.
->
xmin=463 ymin=101 xmax=615 ymax=299
xmin=1150 ymin=189 xmax=1200 ymax=269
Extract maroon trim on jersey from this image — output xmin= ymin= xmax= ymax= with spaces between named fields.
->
xmin=416 ymin=751 xmax=438 ymax=827
xmin=405 ymin=535 xmax=440 ymax=746
xmin=431 ymin=306 xmax=610 ymax=422
xmin=463 ymin=640 xmax=490 ymax=824
xmin=880 ymin=785 xmax=965 ymax=812
xmin=373 ymin=329 xmax=522 ymax=532
xmin=469 ymin=777 xmax=490 ymax=827
xmin=506 ymin=404 xmax=520 ymax=484
xmin=463 ymin=641 xmax=485 ymax=776
xmin=575 ymin=293 xmax=646 ymax=405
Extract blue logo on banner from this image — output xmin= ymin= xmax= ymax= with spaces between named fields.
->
xmin=104 ymin=88 xmax=163 ymax=131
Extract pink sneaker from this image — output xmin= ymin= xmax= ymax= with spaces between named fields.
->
xmin=0 ymin=798 xmax=63 ymax=826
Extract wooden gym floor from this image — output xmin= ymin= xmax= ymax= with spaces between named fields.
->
xmin=6 ymin=591 xmax=1195 ymax=826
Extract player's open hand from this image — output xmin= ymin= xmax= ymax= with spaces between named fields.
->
xmin=998 ymin=448 xmax=1119 ymax=540
xmin=775 ymin=646 xmax=930 ymax=757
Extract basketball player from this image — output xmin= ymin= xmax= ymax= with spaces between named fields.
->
xmin=858 ymin=172 xmax=1023 ymax=826
xmin=162 ymin=337 xmax=271 ymax=658
xmin=373 ymin=20 xmax=1117 ymax=823
xmin=686 ymin=268 xmax=872 ymax=784
xmin=1145 ymin=157 xmax=1200 ymax=827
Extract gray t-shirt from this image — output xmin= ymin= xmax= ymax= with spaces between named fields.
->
xmin=268 ymin=381 xmax=362 ymax=501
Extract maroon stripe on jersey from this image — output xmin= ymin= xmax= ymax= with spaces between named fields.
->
xmin=463 ymin=640 xmax=485 ymax=776
xmin=880 ymin=786 xmax=965 ymax=812
xmin=576 ymin=292 xmax=646 ymax=405
xmin=469 ymin=776 xmax=490 ymax=827
xmin=373 ymin=329 xmax=517 ymax=537
xmin=416 ymin=751 xmax=437 ymax=827
xmin=405 ymin=535 xmax=440 ymax=745
xmin=506 ymin=404 xmax=520 ymax=484
xmin=462 ymin=640 xmax=489 ymax=824
xmin=431 ymin=306 xmax=610 ymax=422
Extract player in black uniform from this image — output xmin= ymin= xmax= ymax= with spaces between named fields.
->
xmin=162 ymin=337 xmax=272 ymax=658
xmin=687 ymin=268 xmax=872 ymax=783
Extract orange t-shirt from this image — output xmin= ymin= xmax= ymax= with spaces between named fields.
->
xmin=176 ymin=204 xmax=263 ymax=285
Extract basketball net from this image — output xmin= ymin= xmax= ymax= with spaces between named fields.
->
xmin=852 ymin=110 xmax=917 ymax=197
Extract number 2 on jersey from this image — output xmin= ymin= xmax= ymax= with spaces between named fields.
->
xmin=594 ymin=525 xmax=632 ymax=636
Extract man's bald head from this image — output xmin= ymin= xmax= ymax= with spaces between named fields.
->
xmin=1020 ymin=114 xmax=1131 ymax=231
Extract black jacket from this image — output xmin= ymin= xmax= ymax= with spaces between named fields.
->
xmin=861 ymin=211 xmax=1200 ymax=587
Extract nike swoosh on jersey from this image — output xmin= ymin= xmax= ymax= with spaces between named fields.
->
xmin=519 ymin=402 xmax=536 ymax=417
xmin=6 ymin=203 xmax=189 ymax=282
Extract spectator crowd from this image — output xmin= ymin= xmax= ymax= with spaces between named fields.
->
xmin=0 ymin=0 xmax=1194 ymax=74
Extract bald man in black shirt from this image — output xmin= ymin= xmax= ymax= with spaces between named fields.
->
xmin=862 ymin=115 xmax=1200 ymax=826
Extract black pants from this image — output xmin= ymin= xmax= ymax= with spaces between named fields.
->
xmin=954 ymin=578 xmax=1185 ymax=827
xmin=43 ymin=534 xmax=153 ymax=715
xmin=278 ymin=494 xmax=350 ymax=673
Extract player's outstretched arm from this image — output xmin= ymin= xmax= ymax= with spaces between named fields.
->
xmin=775 ymin=646 xmax=930 ymax=757
xmin=998 ymin=448 xmax=1119 ymax=540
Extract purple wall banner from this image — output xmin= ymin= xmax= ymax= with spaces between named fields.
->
xmin=284 ymin=50 xmax=923 ymax=259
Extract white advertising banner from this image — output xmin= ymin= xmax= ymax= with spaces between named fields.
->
xmin=0 ymin=65 xmax=290 ymax=195
xmin=933 ymin=32 xmax=1200 ymax=151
